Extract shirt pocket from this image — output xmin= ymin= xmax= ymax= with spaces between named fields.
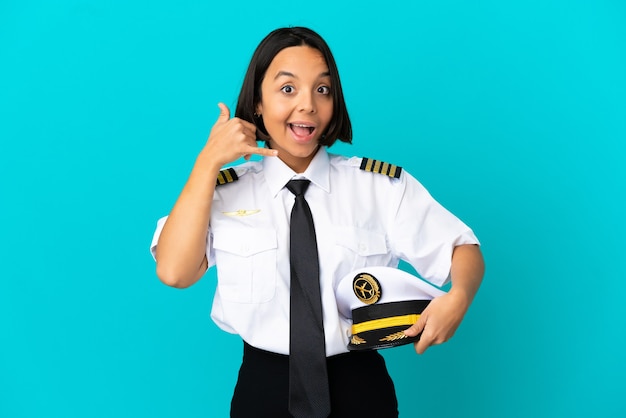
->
xmin=212 ymin=227 xmax=277 ymax=303
xmin=333 ymin=226 xmax=390 ymax=271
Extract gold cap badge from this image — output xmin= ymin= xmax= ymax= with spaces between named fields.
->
xmin=352 ymin=273 xmax=382 ymax=304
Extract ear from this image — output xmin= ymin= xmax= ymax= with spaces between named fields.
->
xmin=255 ymin=103 xmax=262 ymax=116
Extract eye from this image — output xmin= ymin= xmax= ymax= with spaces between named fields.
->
xmin=317 ymin=85 xmax=331 ymax=95
xmin=281 ymin=85 xmax=295 ymax=94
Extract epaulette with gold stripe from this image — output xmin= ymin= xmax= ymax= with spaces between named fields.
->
xmin=216 ymin=168 xmax=239 ymax=186
xmin=360 ymin=158 xmax=402 ymax=179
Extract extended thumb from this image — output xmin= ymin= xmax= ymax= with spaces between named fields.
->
xmin=216 ymin=102 xmax=230 ymax=123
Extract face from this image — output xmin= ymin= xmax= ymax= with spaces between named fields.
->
xmin=256 ymin=46 xmax=333 ymax=173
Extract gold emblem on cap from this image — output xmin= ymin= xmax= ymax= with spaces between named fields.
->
xmin=379 ymin=331 xmax=409 ymax=342
xmin=352 ymin=273 xmax=382 ymax=304
xmin=350 ymin=335 xmax=367 ymax=345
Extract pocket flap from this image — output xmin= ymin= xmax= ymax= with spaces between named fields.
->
xmin=213 ymin=228 xmax=277 ymax=257
xmin=334 ymin=226 xmax=388 ymax=256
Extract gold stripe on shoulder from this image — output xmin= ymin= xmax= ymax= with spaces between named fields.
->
xmin=216 ymin=167 xmax=239 ymax=186
xmin=359 ymin=158 xmax=402 ymax=178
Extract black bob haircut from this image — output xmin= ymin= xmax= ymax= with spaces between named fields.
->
xmin=235 ymin=27 xmax=352 ymax=147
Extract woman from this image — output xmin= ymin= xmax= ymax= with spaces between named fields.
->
xmin=151 ymin=26 xmax=484 ymax=417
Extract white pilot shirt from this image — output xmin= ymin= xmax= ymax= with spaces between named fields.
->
xmin=151 ymin=147 xmax=479 ymax=356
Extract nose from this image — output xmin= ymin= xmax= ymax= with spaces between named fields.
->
xmin=298 ymin=91 xmax=316 ymax=113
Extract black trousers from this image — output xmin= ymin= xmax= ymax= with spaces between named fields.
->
xmin=231 ymin=342 xmax=399 ymax=418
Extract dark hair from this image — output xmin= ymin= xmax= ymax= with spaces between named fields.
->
xmin=235 ymin=27 xmax=352 ymax=146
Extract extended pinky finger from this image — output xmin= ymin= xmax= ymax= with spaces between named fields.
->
xmin=249 ymin=147 xmax=278 ymax=157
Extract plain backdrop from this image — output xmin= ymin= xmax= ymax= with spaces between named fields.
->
xmin=1 ymin=1 xmax=625 ymax=417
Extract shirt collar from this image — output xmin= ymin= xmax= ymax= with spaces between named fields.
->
xmin=263 ymin=147 xmax=331 ymax=197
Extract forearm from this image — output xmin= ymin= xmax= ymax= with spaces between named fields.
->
xmin=406 ymin=244 xmax=484 ymax=354
xmin=447 ymin=244 xmax=485 ymax=310
xmin=155 ymin=158 xmax=221 ymax=288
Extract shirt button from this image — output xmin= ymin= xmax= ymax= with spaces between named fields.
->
xmin=358 ymin=243 xmax=367 ymax=252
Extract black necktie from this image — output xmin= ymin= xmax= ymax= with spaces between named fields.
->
xmin=286 ymin=179 xmax=331 ymax=418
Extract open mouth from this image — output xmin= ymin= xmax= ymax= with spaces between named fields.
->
xmin=289 ymin=123 xmax=315 ymax=136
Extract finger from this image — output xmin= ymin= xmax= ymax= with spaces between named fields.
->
xmin=415 ymin=338 xmax=429 ymax=355
xmin=239 ymin=118 xmax=258 ymax=132
xmin=242 ymin=146 xmax=277 ymax=161
xmin=404 ymin=313 xmax=427 ymax=337
xmin=241 ymin=126 xmax=258 ymax=140
xmin=245 ymin=146 xmax=278 ymax=158
xmin=415 ymin=329 xmax=434 ymax=355
xmin=223 ymin=118 xmax=256 ymax=141
xmin=215 ymin=102 xmax=231 ymax=125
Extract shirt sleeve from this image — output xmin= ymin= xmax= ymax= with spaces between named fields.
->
xmin=388 ymin=171 xmax=479 ymax=287
xmin=149 ymin=216 xmax=168 ymax=260
xmin=206 ymin=227 xmax=216 ymax=269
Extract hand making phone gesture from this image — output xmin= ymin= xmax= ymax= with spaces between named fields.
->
xmin=154 ymin=103 xmax=277 ymax=288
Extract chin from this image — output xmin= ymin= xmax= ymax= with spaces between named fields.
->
xmin=295 ymin=143 xmax=321 ymax=157
xmin=271 ymin=137 xmax=320 ymax=156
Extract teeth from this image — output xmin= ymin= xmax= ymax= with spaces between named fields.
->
xmin=289 ymin=123 xmax=315 ymax=135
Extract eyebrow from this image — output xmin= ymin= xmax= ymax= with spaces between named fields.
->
xmin=274 ymin=71 xmax=331 ymax=80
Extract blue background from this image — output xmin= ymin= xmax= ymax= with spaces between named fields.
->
xmin=2 ymin=1 xmax=625 ymax=417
